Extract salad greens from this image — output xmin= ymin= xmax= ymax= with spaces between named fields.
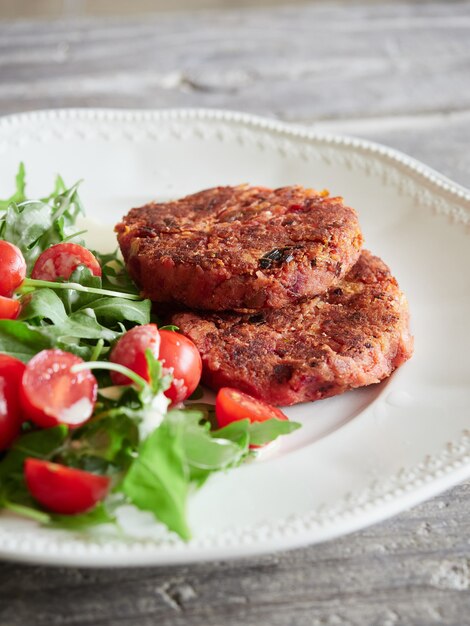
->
xmin=0 ymin=165 xmax=301 ymax=540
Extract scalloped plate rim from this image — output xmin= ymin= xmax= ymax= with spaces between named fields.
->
xmin=0 ymin=107 xmax=468 ymax=567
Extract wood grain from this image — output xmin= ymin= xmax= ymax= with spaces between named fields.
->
xmin=0 ymin=2 xmax=469 ymax=123
xmin=2 ymin=485 xmax=470 ymax=625
xmin=0 ymin=2 xmax=469 ymax=625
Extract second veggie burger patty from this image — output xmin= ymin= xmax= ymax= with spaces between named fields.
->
xmin=171 ymin=251 xmax=414 ymax=406
xmin=116 ymin=185 xmax=363 ymax=311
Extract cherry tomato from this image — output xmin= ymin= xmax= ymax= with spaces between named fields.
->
xmin=24 ymin=458 xmax=110 ymax=515
xmin=0 ymin=355 xmax=26 ymax=450
xmin=110 ymin=324 xmax=161 ymax=386
xmin=0 ymin=296 xmax=20 ymax=320
xmin=110 ymin=326 xmax=202 ymax=404
xmin=215 ymin=387 xmax=288 ymax=429
xmin=20 ymin=349 xmax=97 ymax=429
xmin=0 ymin=240 xmax=27 ymax=296
xmin=31 ymin=243 xmax=102 ymax=282
xmin=158 ymin=330 xmax=202 ymax=404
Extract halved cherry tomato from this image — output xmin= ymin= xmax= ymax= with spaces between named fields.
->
xmin=110 ymin=326 xmax=202 ymax=404
xmin=20 ymin=349 xmax=97 ymax=429
xmin=31 ymin=242 xmax=102 ymax=281
xmin=0 ymin=296 xmax=20 ymax=320
xmin=110 ymin=323 xmax=161 ymax=386
xmin=24 ymin=458 xmax=110 ymax=515
xmin=215 ymin=387 xmax=288 ymax=429
xmin=0 ymin=240 xmax=27 ymax=296
xmin=0 ymin=355 xmax=26 ymax=450
xmin=158 ymin=330 xmax=202 ymax=404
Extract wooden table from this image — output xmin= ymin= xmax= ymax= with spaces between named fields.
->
xmin=1 ymin=2 xmax=470 ymax=624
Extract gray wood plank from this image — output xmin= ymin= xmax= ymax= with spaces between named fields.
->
xmin=1 ymin=485 xmax=470 ymax=625
xmin=0 ymin=2 xmax=469 ymax=121
xmin=0 ymin=2 xmax=469 ymax=625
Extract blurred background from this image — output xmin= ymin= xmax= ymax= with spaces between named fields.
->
xmin=0 ymin=0 xmax=430 ymax=18
xmin=0 ymin=0 xmax=468 ymax=185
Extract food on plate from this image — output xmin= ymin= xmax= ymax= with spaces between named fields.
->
xmin=0 ymin=164 xmax=301 ymax=540
xmin=215 ymin=387 xmax=288 ymax=428
xmin=20 ymin=349 xmax=98 ymax=429
xmin=31 ymin=242 xmax=102 ymax=281
xmin=157 ymin=329 xmax=203 ymax=404
xmin=172 ymin=251 xmax=414 ymax=406
xmin=24 ymin=459 xmax=111 ymax=515
xmin=116 ymin=184 xmax=363 ymax=311
xmin=110 ymin=323 xmax=161 ymax=386
xmin=215 ymin=387 xmax=289 ymax=449
xmin=0 ymin=295 xmax=20 ymax=319
xmin=0 ymin=240 xmax=27 ymax=296
xmin=110 ymin=325 xmax=202 ymax=404
xmin=0 ymin=355 xmax=26 ymax=450
xmin=0 ymin=163 xmax=414 ymax=543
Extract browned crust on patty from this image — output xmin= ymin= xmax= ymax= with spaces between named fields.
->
xmin=171 ymin=251 xmax=414 ymax=406
xmin=116 ymin=185 xmax=363 ymax=311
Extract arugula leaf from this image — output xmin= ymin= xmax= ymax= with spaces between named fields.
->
xmin=211 ymin=418 xmax=301 ymax=447
xmin=0 ymin=425 xmax=68 ymax=482
xmin=61 ymin=413 xmax=138 ymax=474
xmin=52 ymin=266 xmax=150 ymax=326
xmin=55 ymin=265 xmax=102 ymax=313
xmin=40 ymin=174 xmax=66 ymax=204
xmin=19 ymin=289 xmax=68 ymax=325
xmin=0 ymin=162 xmax=26 ymax=210
xmin=51 ymin=310 xmax=119 ymax=343
xmin=95 ymin=251 xmax=140 ymax=296
xmin=2 ymin=500 xmax=116 ymax=529
xmin=2 ymin=201 xmax=57 ymax=263
xmin=248 ymin=418 xmax=301 ymax=446
xmin=186 ymin=401 xmax=217 ymax=425
xmin=48 ymin=503 xmax=116 ymax=530
xmin=80 ymin=297 xmax=151 ymax=327
xmin=2 ymin=501 xmax=51 ymax=524
xmin=176 ymin=409 xmax=248 ymax=472
xmin=184 ymin=428 xmax=246 ymax=470
xmin=121 ymin=416 xmax=191 ymax=540
xmin=0 ymin=181 xmax=84 ymax=270
xmin=209 ymin=419 xmax=251 ymax=448
xmin=0 ymin=164 xmax=65 ymax=211
xmin=1 ymin=300 xmax=120 ymax=363
xmin=0 ymin=319 xmax=52 ymax=361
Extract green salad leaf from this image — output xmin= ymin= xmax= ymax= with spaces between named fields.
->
xmin=0 ymin=181 xmax=85 ymax=271
xmin=0 ymin=162 xmax=26 ymax=210
xmin=122 ymin=414 xmax=191 ymax=540
xmin=96 ymin=251 xmax=141 ymax=296
xmin=0 ymin=319 xmax=52 ymax=361
xmin=83 ymin=296 xmax=151 ymax=327
xmin=19 ymin=289 xmax=68 ymax=325
xmin=48 ymin=503 xmax=116 ymax=530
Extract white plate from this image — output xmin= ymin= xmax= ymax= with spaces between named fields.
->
xmin=0 ymin=108 xmax=469 ymax=567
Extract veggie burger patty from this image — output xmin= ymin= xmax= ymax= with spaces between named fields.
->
xmin=116 ymin=185 xmax=363 ymax=311
xmin=171 ymin=251 xmax=414 ymax=406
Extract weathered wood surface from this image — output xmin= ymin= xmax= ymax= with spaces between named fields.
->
xmin=0 ymin=2 xmax=470 ymax=625
xmin=1 ymin=485 xmax=470 ymax=626
xmin=0 ymin=1 xmax=469 ymax=184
